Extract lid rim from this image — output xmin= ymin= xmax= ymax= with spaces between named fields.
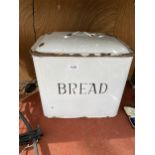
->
xmin=30 ymin=50 xmax=134 ymax=57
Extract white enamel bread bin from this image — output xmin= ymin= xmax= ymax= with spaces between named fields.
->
xmin=31 ymin=32 xmax=133 ymax=118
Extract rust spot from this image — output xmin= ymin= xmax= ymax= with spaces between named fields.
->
xmin=39 ymin=42 xmax=45 ymax=47
xmin=89 ymin=53 xmax=95 ymax=57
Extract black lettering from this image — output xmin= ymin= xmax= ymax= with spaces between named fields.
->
xmin=88 ymin=83 xmax=97 ymax=94
xmin=99 ymin=83 xmax=108 ymax=94
xmin=69 ymin=83 xmax=77 ymax=94
xmin=58 ymin=83 xmax=66 ymax=94
xmin=58 ymin=82 xmax=108 ymax=95
xmin=80 ymin=83 xmax=87 ymax=94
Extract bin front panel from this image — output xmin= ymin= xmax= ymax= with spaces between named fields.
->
xmin=33 ymin=56 xmax=132 ymax=118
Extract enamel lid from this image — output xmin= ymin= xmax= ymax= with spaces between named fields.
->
xmin=31 ymin=32 xmax=132 ymax=56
